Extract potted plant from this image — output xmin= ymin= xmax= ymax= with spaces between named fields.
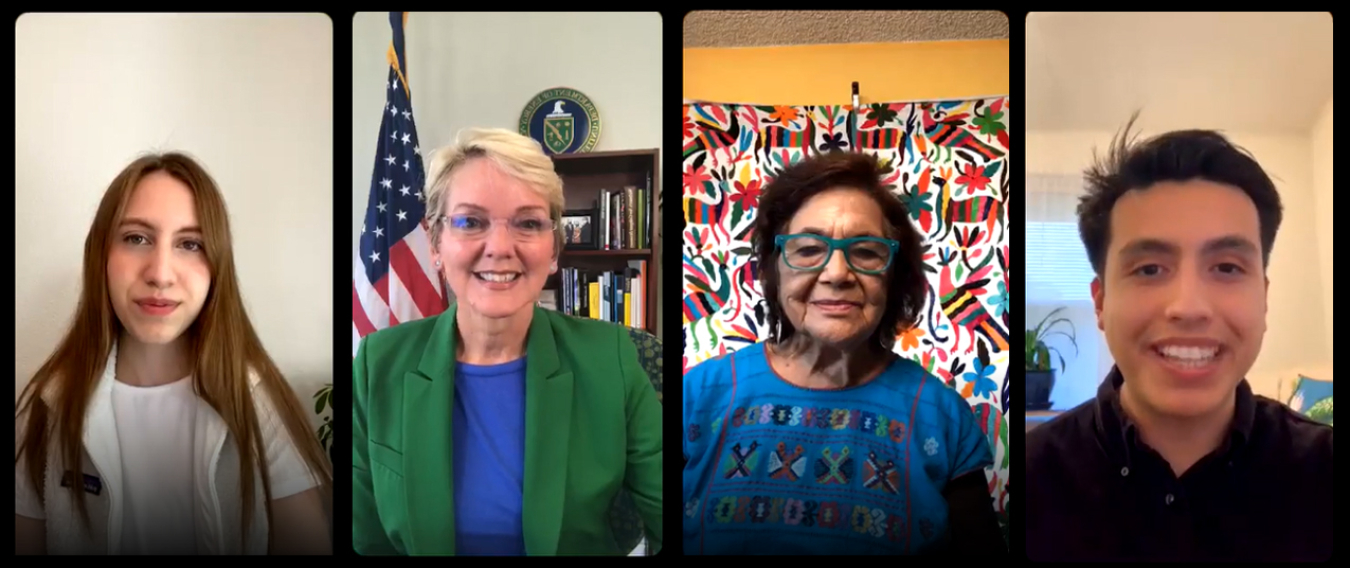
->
xmin=313 ymin=383 xmax=333 ymax=463
xmin=1026 ymin=307 xmax=1078 ymax=411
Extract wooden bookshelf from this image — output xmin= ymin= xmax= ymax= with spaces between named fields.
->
xmin=549 ymin=149 xmax=660 ymax=334
xmin=563 ymin=249 xmax=652 ymax=257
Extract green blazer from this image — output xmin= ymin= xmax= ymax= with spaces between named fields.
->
xmin=352 ymin=304 xmax=663 ymax=555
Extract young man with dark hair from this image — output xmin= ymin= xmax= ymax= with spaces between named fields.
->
xmin=1025 ymin=115 xmax=1332 ymax=562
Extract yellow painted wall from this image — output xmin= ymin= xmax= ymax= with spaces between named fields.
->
xmin=683 ymin=40 xmax=1009 ymax=106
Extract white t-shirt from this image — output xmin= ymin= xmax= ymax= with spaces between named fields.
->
xmin=15 ymin=375 xmax=320 ymax=554
xmin=113 ymin=375 xmax=198 ymax=555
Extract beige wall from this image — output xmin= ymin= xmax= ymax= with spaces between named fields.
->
xmin=1311 ymin=101 xmax=1334 ymax=349
xmin=1027 ymin=127 xmax=1332 ymax=398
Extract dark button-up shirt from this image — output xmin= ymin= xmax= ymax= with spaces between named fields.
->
xmin=1026 ymin=367 xmax=1332 ymax=561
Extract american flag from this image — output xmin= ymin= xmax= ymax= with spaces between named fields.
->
xmin=352 ymin=12 xmax=448 ymax=357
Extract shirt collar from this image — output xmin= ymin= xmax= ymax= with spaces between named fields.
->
xmin=1094 ymin=365 xmax=1257 ymax=468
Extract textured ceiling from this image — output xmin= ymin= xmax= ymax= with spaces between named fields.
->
xmin=683 ymin=10 xmax=1009 ymax=47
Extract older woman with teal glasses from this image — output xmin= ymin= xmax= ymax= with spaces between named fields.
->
xmin=681 ymin=151 xmax=1004 ymax=555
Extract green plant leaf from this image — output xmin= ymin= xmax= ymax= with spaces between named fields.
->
xmin=318 ymin=418 xmax=333 ymax=452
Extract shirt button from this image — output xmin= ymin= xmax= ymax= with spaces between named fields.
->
xmin=1120 ymin=467 xmax=1130 ymax=477
xmin=1165 ymin=494 xmax=1175 ymax=505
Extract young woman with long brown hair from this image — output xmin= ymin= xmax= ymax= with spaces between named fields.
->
xmin=14 ymin=153 xmax=333 ymax=555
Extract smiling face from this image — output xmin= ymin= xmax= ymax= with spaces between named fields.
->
xmin=776 ymin=187 xmax=891 ymax=350
xmin=1093 ymin=180 xmax=1269 ymax=419
xmin=106 ymin=171 xmax=212 ymax=346
xmin=433 ymin=157 xmax=557 ymax=319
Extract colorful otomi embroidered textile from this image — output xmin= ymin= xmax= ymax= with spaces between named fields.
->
xmin=681 ymin=98 xmax=1011 ymax=548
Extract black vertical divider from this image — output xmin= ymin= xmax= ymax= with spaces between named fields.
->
xmin=331 ymin=10 xmax=354 ymax=557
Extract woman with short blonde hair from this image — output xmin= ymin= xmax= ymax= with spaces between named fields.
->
xmin=353 ymin=128 xmax=664 ymax=555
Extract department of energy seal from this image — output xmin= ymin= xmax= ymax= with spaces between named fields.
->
xmin=519 ymin=87 xmax=601 ymax=154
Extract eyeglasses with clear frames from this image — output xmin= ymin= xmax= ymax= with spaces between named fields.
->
xmin=439 ymin=214 xmax=556 ymax=241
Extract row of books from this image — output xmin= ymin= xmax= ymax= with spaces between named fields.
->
xmin=539 ymin=260 xmax=648 ymax=329
xmin=597 ymin=184 xmax=652 ymax=250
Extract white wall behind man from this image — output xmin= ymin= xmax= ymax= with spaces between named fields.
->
xmin=351 ymin=12 xmax=665 ymax=336
xmin=14 ymin=14 xmax=335 ymax=430
xmin=1310 ymin=100 xmax=1333 ymax=347
xmin=1026 ymin=128 xmax=1329 ymax=399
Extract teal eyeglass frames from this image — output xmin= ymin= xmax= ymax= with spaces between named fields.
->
xmin=774 ymin=233 xmax=900 ymax=275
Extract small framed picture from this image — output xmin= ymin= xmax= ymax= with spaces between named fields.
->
xmin=561 ymin=208 xmax=597 ymax=250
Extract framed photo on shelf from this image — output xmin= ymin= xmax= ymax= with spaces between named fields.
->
xmin=560 ymin=208 xmax=597 ymax=250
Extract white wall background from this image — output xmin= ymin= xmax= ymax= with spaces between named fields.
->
xmin=14 ymin=14 xmax=335 ymax=431
xmin=351 ymin=12 xmax=665 ymax=337
xmin=1310 ymin=101 xmax=1334 ymax=349
xmin=1025 ymin=13 xmax=1332 ymax=134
